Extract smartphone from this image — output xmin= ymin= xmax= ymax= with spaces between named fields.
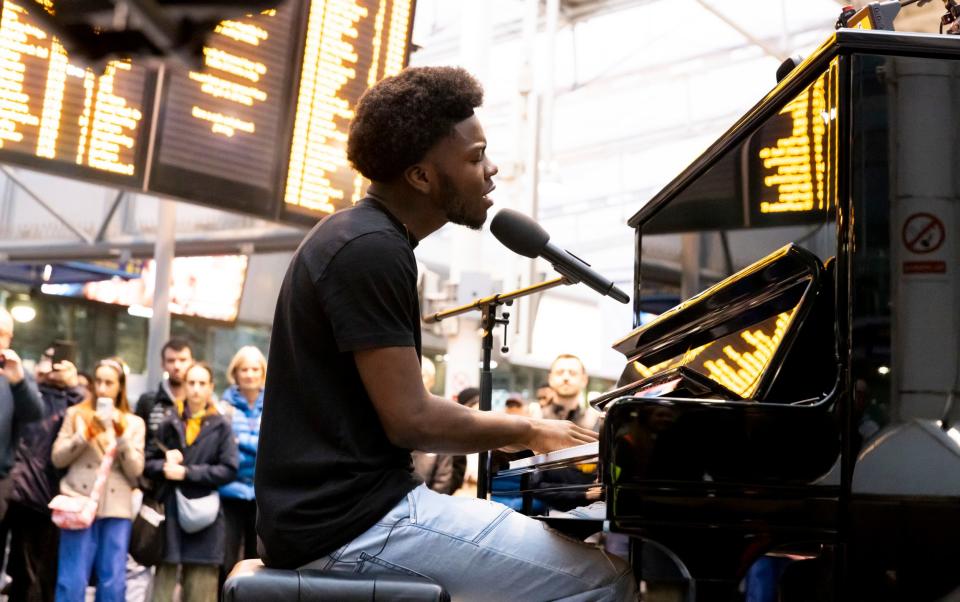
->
xmin=96 ymin=396 xmax=114 ymax=415
xmin=50 ymin=340 xmax=77 ymax=365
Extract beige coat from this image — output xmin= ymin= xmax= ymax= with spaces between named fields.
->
xmin=51 ymin=405 xmax=146 ymax=520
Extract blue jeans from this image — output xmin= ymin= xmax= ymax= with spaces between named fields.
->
xmin=304 ymin=484 xmax=636 ymax=601
xmin=56 ymin=517 xmax=132 ymax=602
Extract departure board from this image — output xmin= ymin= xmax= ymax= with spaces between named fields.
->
xmin=0 ymin=0 xmax=416 ymax=224
xmin=282 ymin=0 xmax=415 ymax=220
xmin=148 ymin=2 xmax=303 ymax=216
xmin=0 ymin=0 xmax=154 ymax=186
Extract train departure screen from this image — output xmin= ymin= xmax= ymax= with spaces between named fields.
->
xmin=283 ymin=0 xmax=414 ymax=219
xmin=0 ymin=0 xmax=416 ymax=224
xmin=148 ymin=2 xmax=302 ymax=216
xmin=0 ymin=1 xmax=153 ymax=185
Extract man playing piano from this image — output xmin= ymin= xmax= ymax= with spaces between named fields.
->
xmin=255 ymin=66 xmax=636 ymax=601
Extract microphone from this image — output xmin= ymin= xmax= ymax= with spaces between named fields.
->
xmin=490 ymin=208 xmax=630 ymax=304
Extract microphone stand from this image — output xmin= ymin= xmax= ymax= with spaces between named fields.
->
xmin=423 ymin=276 xmax=571 ymax=499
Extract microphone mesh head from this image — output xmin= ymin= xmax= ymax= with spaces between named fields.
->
xmin=489 ymin=208 xmax=549 ymax=258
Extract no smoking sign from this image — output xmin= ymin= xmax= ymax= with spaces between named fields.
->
xmin=902 ymin=212 xmax=945 ymax=254
xmin=901 ymin=212 xmax=947 ymax=275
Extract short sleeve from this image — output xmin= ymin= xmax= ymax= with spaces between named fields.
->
xmin=319 ymin=231 xmax=418 ymax=352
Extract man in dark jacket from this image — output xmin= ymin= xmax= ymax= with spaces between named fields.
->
xmin=0 ymin=308 xmax=44 ymax=514
xmin=7 ymin=358 xmax=84 ymax=602
xmin=0 ymin=307 xmax=43 ymax=581
xmin=136 ymin=338 xmax=193 ymax=463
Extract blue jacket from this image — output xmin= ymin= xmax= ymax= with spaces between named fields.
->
xmin=218 ymin=386 xmax=262 ymax=500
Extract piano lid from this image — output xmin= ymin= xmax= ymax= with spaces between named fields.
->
xmin=628 ymin=29 xmax=960 ymax=231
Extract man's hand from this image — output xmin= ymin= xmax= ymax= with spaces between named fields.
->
xmin=47 ymin=360 xmax=79 ymax=389
xmin=519 ymin=418 xmax=598 ymax=454
xmin=163 ymin=463 xmax=186 ymax=481
xmin=1 ymin=349 xmax=25 ymax=385
xmin=165 ymin=449 xmax=184 ymax=465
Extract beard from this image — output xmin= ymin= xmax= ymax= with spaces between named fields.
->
xmin=437 ymin=171 xmax=485 ymax=230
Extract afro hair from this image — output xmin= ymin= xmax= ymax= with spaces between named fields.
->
xmin=347 ymin=66 xmax=484 ymax=183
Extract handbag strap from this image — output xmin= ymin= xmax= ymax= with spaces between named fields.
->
xmin=87 ymin=440 xmax=118 ymax=505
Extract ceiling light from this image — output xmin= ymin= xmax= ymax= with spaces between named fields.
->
xmin=9 ymin=295 xmax=36 ymax=323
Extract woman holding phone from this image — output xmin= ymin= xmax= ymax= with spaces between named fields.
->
xmin=50 ymin=357 xmax=145 ymax=602
xmin=146 ymin=361 xmax=237 ymax=602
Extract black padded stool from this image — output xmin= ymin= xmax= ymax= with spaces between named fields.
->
xmin=223 ymin=559 xmax=450 ymax=602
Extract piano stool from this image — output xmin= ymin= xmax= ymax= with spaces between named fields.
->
xmin=223 ymin=559 xmax=450 ymax=602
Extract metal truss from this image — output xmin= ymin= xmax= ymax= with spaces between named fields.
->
xmin=0 ymin=166 xmax=306 ymax=262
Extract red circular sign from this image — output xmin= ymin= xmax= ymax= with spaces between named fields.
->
xmin=901 ymin=212 xmax=945 ymax=254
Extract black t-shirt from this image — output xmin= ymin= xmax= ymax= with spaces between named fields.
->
xmin=256 ymin=198 xmax=423 ymax=569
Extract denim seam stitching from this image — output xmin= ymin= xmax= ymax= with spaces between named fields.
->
xmin=472 ymin=508 xmax=511 ymax=544
xmin=358 ymin=551 xmax=437 ymax=583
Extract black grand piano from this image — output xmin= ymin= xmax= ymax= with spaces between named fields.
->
xmin=494 ymin=28 xmax=960 ymax=601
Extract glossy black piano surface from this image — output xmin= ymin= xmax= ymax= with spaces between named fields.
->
xmin=494 ymin=29 xmax=960 ymax=601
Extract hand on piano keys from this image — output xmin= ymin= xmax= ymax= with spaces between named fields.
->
xmin=501 ymin=418 xmax=598 ymax=455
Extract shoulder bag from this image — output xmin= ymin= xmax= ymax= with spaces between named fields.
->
xmin=129 ymin=493 xmax=166 ymax=566
xmin=175 ymin=488 xmax=220 ymax=534
xmin=48 ymin=440 xmax=117 ymax=530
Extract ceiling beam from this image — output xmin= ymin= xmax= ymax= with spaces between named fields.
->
xmin=694 ymin=0 xmax=788 ymax=61
xmin=0 ymin=166 xmax=93 ymax=244
xmin=0 ymin=228 xmax=306 ymax=262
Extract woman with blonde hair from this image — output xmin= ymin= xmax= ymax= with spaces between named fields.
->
xmin=51 ymin=357 xmax=145 ymax=602
xmin=146 ymin=361 xmax=237 ymax=602
xmin=217 ymin=345 xmax=266 ymax=581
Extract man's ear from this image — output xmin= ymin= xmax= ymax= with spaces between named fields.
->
xmin=403 ymin=163 xmax=432 ymax=194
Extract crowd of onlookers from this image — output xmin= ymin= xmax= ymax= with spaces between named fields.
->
xmin=0 ymin=302 xmax=602 ymax=601
xmin=0 ymin=304 xmax=267 ymax=602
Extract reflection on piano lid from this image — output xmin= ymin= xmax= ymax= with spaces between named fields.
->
xmin=591 ymin=365 xmax=745 ymax=412
xmin=613 ymin=244 xmax=824 ymax=402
